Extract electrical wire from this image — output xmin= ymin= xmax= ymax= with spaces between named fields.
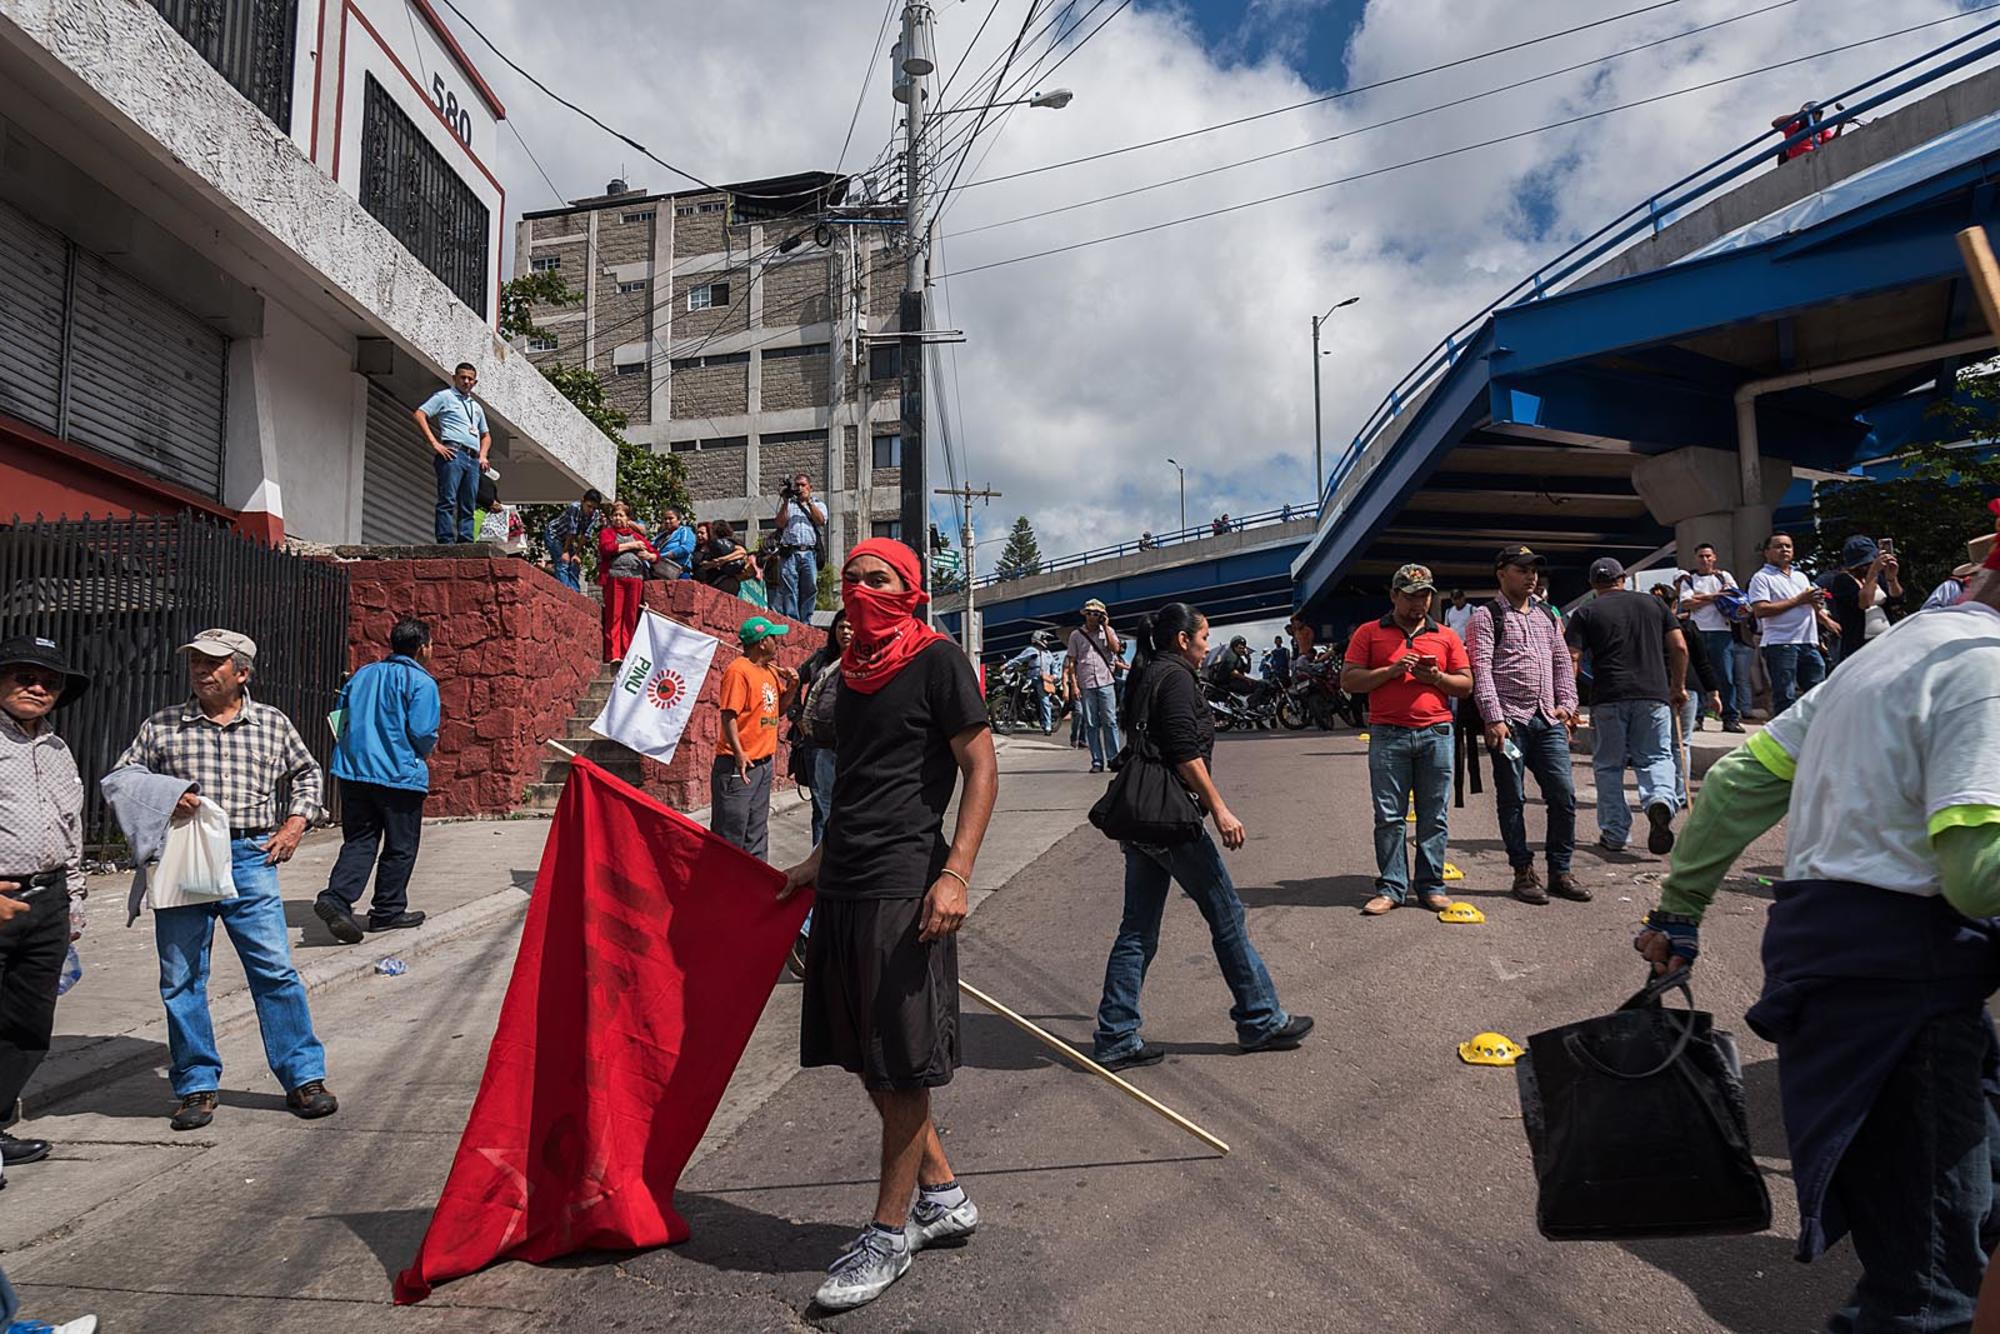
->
xmin=948 ymin=5 xmax=2000 ymax=278
xmin=838 ymin=0 xmax=903 ymax=174
xmin=937 ymin=0 xmax=1013 ymax=105
xmin=948 ymin=0 xmax=1802 ymax=240
xmin=507 ymin=119 xmax=569 ymax=209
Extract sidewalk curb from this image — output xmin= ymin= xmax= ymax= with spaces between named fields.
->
xmin=34 ymin=885 xmax=532 ymax=1114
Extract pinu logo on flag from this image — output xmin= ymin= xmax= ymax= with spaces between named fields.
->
xmin=619 ymin=655 xmax=654 ymax=695
xmin=646 ymin=669 xmax=688 ymax=711
xmin=590 ymin=611 xmax=720 ymax=766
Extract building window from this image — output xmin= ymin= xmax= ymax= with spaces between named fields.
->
xmin=621 ymin=210 xmax=656 ymax=223
xmin=667 ymin=351 xmax=751 ymax=371
xmin=760 ymin=429 xmax=828 ymax=446
xmin=868 ymin=343 xmax=902 ymax=381
xmin=614 ymin=361 xmax=646 ymax=376
xmin=872 ymin=434 xmax=901 ymax=468
xmin=762 ymin=343 xmax=830 ymax=361
xmin=688 ymin=282 xmax=730 ymax=311
xmin=872 ymin=520 xmax=903 ymax=541
xmin=675 ymin=200 xmax=727 ymax=217
xmin=617 ymin=279 xmax=648 ymax=294
xmin=360 ymin=75 xmax=491 ymax=315
xmin=531 ymin=254 xmax=560 ymax=272
xmin=667 ymin=435 xmax=747 ymax=452
xmin=528 ymin=334 xmax=558 ymax=352
xmin=151 ymin=0 xmax=298 ymax=132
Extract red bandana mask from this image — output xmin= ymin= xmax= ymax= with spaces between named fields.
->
xmin=840 ymin=539 xmax=947 ymax=693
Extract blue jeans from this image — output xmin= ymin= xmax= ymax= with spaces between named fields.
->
xmin=1367 ymin=722 xmax=1454 ymax=903
xmin=433 ymin=445 xmax=479 ymax=543
xmin=154 ymin=838 xmax=327 ymax=1097
xmin=1080 ymin=682 xmax=1122 ymax=767
xmin=1590 ymin=699 xmax=1676 ymax=847
xmin=1489 ymin=713 xmax=1575 ymax=874
xmin=548 ymin=539 xmax=583 ymax=591
xmin=778 ymin=549 xmax=817 ymax=622
xmin=1762 ymin=643 xmax=1826 ymax=717
xmin=1036 ymin=687 xmax=1054 ymax=734
xmin=1824 ymin=1009 xmax=2000 ymax=1333
xmin=1699 ymin=630 xmax=1739 ymax=724
xmin=1092 ymin=832 xmax=1287 ymax=1059
xmin=1729 ymin=641 xmax=1756 ymax=720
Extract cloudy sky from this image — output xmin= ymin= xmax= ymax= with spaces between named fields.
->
xmin=444 ymin=0 xmax=1987 ymax=573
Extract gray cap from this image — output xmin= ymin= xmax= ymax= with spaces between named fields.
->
xmin=1587 ymin=557 xmax=1626 ymax=585
xmin=182 ymin=628 xmax=257 ymax=660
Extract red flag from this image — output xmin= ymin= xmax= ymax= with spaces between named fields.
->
xmin=393 ymin=757 xmax=811 ymax=1303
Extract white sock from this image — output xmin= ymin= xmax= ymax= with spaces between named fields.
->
xmin=919 ymin=1179 xmax=966 ymax=1209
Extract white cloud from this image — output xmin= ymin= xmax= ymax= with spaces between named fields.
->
xmin=462 ymin=0 xmax=1977 ymax=568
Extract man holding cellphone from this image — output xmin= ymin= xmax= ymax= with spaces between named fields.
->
xmin=0 ymin=636 xmax=90 ymax=1170
xmin=1068 ymin=598 xmax=1123 ymax=772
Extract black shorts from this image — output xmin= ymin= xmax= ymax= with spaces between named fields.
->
xmin=800 ymin=896 xmax=960 ymax=1091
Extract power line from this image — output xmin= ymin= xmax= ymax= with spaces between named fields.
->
xmin=954 ymin=0 xmax=1696 ymax=193
xmin=838 ymin=0 xmax=902 ymax=173
xmin=948 ymin=6 xmax=2000 ymax=279
xmin=937 ymin=0 xmax=1013 ymax=105
xmin=507 ymin=119 xmax=568 ymax=209
xmin=948 ymin=0 xmax=1802 ymax=240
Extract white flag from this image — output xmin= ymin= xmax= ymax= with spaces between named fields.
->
xmin=589 ymin=611 xmax=720 ymax=764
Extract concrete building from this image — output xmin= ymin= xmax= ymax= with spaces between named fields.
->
xmin=0 ymin=0 xmax=615 ymax=544
xmin=516 ymin=174 xmax=906 ymax=556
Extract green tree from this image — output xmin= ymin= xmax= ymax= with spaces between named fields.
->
xmin=498 ymin=271 xmax=577 ymax=343
xmin=993 ymin=516 xmax=1044 ymax=581
xmin=816 ymin=559 xmax=839 ymax=612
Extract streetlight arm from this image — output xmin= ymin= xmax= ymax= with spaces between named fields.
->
xmin=932 ymin=89 xmax=1074 ymax=116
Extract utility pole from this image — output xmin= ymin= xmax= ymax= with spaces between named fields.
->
xmin=935 ymin=483 xmax=1000 ymax=659
xmin=898 ymin=4 xmax=934 ymax=583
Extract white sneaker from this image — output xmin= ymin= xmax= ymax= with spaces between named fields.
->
xmin=57 ymin=1319 xmax=102 ymax=1334
xmin=813 ymin=1226 xmax=912 ymax=1311
xmin=906 ymin=1194 xmax=979 ymax=1250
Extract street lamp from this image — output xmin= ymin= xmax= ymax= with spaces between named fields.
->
xmin=930 ymin=88 xmax=1075 ymax=117
xmin=1165 ymin=457 xmax=1186 ymax=539
xmin=1312 ymin=295 xmax=1361 ymax=501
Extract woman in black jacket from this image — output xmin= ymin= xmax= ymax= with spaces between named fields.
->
xmin=1090 ymin=602 xmax=1312 ymax=1071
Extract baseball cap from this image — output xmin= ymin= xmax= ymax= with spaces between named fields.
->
xmin=1840 ymin=535 xmax=1879 ymax=568
xmin=1587 ymin=557 xmax=1626 ymax=585
xmin=738 ymin=616 xmax=791 ymax=647
xmin=1390 ymin=563 xmax=1437 ymax=594
xmin=1494 ymin=544 xmax=1547 ymax=569
xmin=1081 ymin=598 xmax=1108 ymax=615
xmin=0 ymin=635 xmax=90 ymax=704
xmin=182 ymin=628 xmax=257 ymax=660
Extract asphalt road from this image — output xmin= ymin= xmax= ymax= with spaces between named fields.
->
xmin=556 ymin=729 xmax=1856 ymax=1334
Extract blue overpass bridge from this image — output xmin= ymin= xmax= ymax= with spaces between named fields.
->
xmin=1293 ymin=32 xmax=2000 ymax=635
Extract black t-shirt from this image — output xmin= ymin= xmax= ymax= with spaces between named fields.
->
xmin=820 ymin=640 xmax=988 ymax=899
xmin=1136 ymin=657 xmax=1213 ymax=768
xmin=1565 ymin=589 xmax=1677 ymax=703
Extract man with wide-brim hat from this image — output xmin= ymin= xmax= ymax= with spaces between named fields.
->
xmin=1069 ymin=598 xmax=1123 ymax=772
xmin=0 ymin=635 xmax=91 ymax=1172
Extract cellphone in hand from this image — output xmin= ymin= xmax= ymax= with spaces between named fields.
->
xmin=1879 ymin=537 xmax=1894 ymax=555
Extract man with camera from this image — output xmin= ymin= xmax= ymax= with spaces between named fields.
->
xmin=774 ymin=473 xmax=829 ymax=623
xmin=1068 ymin=599 xmax=1122 ymax=772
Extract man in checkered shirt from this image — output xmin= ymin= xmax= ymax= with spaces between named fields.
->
xmin=115 ymin=628 xmax=338 ymax=1132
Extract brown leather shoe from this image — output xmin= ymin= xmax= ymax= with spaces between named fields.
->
xmin=286 ymin=1080 xmax=339 ymax=1120
xmin=1511 ymin=866 xmax=1549 ymax=905
xmin=1362 ymin=895 xmax=1398 ymax=915
xmin=170 ymin=1091 xmax=218 ymax=1132
xmin=1418 ymin=892 xmax=1453 ymax=912
xmin=1549 ymin=871 xmax=1592 ymax=902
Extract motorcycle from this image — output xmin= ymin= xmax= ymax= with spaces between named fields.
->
xmin=1277 ymin=649 xmax=1364 ymax=730
xmin=1204 ymin=676 xmax=1278 ymax=731
xmin=985 ymin=662 xmax=1045 ymax=733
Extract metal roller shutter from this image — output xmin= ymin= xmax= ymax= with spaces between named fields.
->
xmin=0 ymin=200 xmax=67 ymax=435
xmin=66 ymin=250 xmax=227 ymax=497
xmin=362 ymin=383 xmax=437 ymax=544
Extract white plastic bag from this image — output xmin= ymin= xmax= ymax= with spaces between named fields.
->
xmin=151 ymin=797 xmax=238 ymax=909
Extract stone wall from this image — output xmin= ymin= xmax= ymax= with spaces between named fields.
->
xmin=344 ymin=552 xmax=600 ymax=817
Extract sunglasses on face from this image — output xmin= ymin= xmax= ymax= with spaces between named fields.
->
xmin=7 ymin=669 xmax=61 ymax=691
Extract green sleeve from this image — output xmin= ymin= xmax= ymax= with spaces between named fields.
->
xmin=1935 ymin=811 xmax=2000 ymax=920
xmin=1656 ymin=744 xmax=1794 ymax=920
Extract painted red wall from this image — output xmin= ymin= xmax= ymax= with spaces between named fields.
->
xmin=0 ymin=417 xmax=269 ymax=540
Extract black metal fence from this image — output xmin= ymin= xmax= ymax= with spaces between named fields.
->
xmin=151 ymin=0 xmax=300 ymax=132
xmin=0 ymin=513 xmax=349 ymax=850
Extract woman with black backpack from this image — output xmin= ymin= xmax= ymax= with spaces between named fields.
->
xmin=1088 ymin=601 xmax=1312 ymax=1071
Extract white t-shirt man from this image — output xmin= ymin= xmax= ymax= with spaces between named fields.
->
xmin=1443 ymin=602 xmax=1475 ymax=637
xmin=1782 ymin=603 xmax=2000 ymax=894
xmin=1680 ymin=570 xmax=1738 ymax=633
xmin=1746 ymin=563 xmax=1818 ymax=645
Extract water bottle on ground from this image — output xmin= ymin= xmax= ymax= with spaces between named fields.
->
xmin=56 ymin=944 xmax=83 ymax=996
xmin=374 ymin=957 xmax=408 ymax=977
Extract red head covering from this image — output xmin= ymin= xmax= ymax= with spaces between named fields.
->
xmin=840 ymin=538 xmax=947 ymax=693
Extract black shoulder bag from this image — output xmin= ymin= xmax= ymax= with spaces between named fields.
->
xmin=1088 ymin=666 xmax=1205 ymax=845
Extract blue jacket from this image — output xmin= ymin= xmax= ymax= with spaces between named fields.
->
xmin=658 ymin=523 xmax=696 ymax=576
xmin=331 ymin=655 xmax=441 ymax=793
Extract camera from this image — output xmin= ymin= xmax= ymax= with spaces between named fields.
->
xmin=780 ymin=481 xmax=798 ymax=500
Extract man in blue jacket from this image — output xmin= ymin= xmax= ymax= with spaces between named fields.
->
xmin=316 ymin=619 xmax=441 ymax=945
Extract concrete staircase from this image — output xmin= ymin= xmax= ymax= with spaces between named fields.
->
xmin=518 ymin=664 xmax=641 ymax=809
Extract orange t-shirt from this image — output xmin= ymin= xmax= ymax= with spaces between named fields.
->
xmin=716 ymin=657 xmax=782 ymax=762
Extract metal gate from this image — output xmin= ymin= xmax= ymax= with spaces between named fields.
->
xmin=0 ymin=513 xmax=350 ymax=850
xmin=363 ymin=382 xmax=437 ymax=544
xmin=0 ymin=203 xmax=65 ymax=435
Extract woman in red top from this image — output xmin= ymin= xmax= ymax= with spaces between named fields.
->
xmin=597 ymin=500 xmax=657 ymax=662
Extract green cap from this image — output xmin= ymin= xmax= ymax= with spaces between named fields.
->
xmin=739 ymin=616 xmax=791 ymax=646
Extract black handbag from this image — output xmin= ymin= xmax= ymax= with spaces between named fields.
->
xmin=1088 ymin=668 xmax=1204 ymax=845
xmin=1516 ymin=972 xmax=1770 ymax=1240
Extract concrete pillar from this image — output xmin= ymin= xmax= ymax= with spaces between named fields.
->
xmin=1630 ymin=446 xmax=1792 ymax=577
xmin=223 ymin=337 xmax=282 ymax=544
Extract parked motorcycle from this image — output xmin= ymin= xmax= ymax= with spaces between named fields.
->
xmin=1277 ymin=648 xmax=1364 ymax=730
xmin=1204 ymin=677 xmax=1278 ymax=731
xmin=985 ymin=662 xmax=1044 ymax=733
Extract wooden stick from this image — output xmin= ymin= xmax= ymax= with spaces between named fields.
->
xmin=1958 ymin=227 xmax=2000 ymax=338
xmin=546 ymin=740 xmax=578 ymax=759
xmin=956 ymin=978 xmax=1231 ymax=1155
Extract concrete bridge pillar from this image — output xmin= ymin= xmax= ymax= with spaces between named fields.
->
xmin=1630 ymin=446 xmax=1792 ymax=577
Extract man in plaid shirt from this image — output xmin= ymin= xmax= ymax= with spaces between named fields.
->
xmin=115 ymin=628 xmax=337 ymax=1132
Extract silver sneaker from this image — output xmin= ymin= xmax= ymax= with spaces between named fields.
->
xmin=813 ymin=1226 xmax=912 ymax=1311
xmin=906 ymin=1194 xmax=979 ymax=1250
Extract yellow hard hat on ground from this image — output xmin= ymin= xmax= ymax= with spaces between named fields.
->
xmin=1458 ymin=1032 xmax=1524 ymax=1066
xmin=1437 ymin=901 xmax=1485 ymax=924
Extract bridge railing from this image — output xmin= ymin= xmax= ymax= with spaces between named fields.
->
xmin=969 ymin=500 xmax=1319 ymax=591
xmin=1319 ymin=21 xmax=2000 ymax=520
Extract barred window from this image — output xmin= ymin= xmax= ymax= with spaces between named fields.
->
xmin=528 ymin=334 xmax=558 ymax=351
xmin=360 ymin=74 xmax=490 ymax=314
xmin=620 ymin=210 xmax=656 ymax=223
xmin=531 ymin=255 xmax=560 ymax=272
xmin=151 ymin=0 xmax=298 ymax=131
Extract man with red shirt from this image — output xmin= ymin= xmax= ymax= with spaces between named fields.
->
xmin=1341 ymin=564 xmax=1474 ymax=915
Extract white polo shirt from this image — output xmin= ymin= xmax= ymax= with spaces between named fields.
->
xmin=1681 ymin=570 xmax=1737 ymax=633
xmin=1781 ymin=603 xmax=2000 ymax=895
xmin=1746 ymin=563 xmax=1818 ymax=645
